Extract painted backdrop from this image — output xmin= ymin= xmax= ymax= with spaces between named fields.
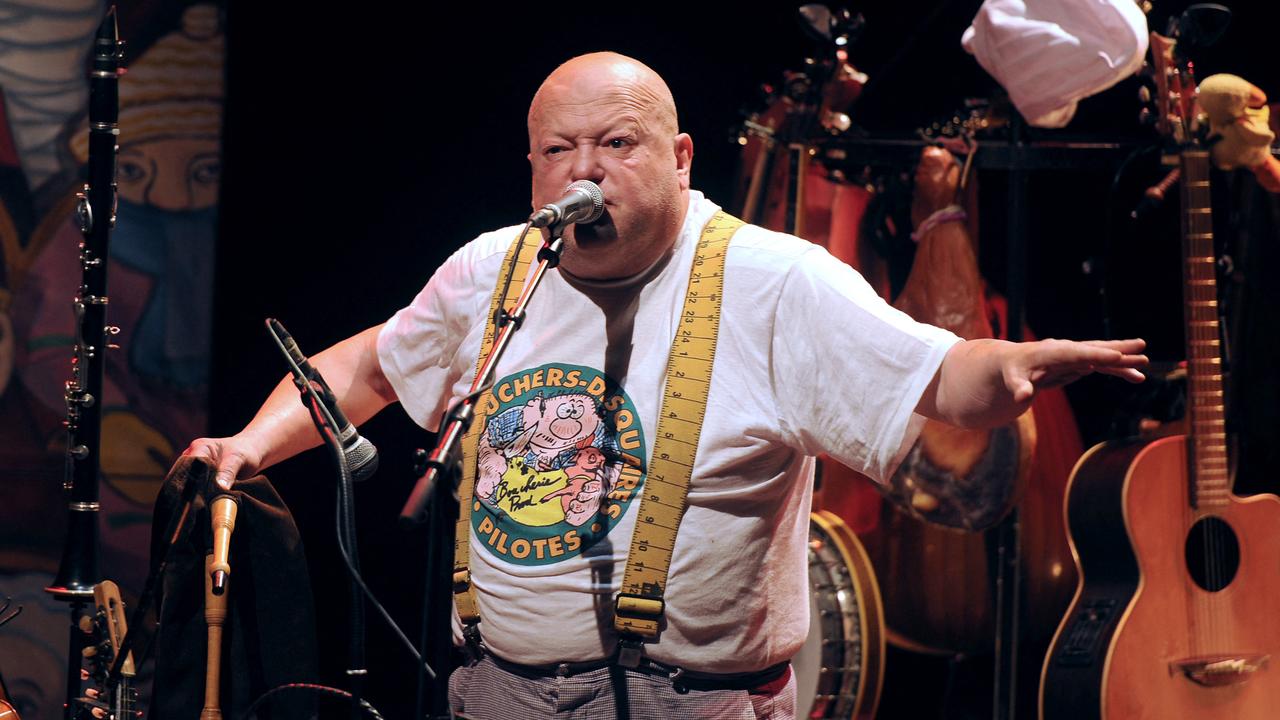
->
xmin=0 ymin=2 xmax=223 ymax=715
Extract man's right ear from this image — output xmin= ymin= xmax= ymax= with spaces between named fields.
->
xmin=527 ymin=153 xmax=538 ymax=210
xmin=674 ymin=133 xmax=693 ymax=189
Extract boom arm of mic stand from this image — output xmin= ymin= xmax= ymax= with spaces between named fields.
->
xmin=399 ymin=234 xmax=564 ymax=525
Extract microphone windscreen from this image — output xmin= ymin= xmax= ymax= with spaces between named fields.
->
xmin=566 ymin=180 xmax=605 ymax=223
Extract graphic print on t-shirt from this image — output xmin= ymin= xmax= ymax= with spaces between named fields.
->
xmin=472 ymin=362 xmax=646 ymax=566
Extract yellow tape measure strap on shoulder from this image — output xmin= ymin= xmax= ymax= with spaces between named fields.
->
xmin=614 ymin=210 xmax=743 ymax=640
xmin=455 ymin=229 xmax=542 ymax=625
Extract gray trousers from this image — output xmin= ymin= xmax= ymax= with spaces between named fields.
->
xmin=448 ymin=655 xmax=797 ymax=719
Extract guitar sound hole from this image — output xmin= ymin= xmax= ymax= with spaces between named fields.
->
xmin=1184 ymin=516 xmax=1240 ymax=592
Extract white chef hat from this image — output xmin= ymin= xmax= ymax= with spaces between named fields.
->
xmin=962 ymin=0 xmax=1149 ymax=128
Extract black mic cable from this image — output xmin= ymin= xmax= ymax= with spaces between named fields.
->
xmin=264 ymin=319 xmax=434 ymax=682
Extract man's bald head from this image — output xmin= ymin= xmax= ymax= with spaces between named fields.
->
xmin=525 ymin=52 xmax=693 ymax=280
xmin=528 ymin=52 xmax=678 ymax=144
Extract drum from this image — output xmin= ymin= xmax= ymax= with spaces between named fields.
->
xmin=793 ymin=510 xmax=885 ymax=719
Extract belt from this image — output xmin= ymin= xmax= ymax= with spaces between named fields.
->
xmin=484 ymin=650 xmax=790 ymax=694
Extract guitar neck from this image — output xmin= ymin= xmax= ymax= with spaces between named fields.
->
xmin=92 ymin=580 xmax=137 ymax=719
xmin=1179 ymin=149 xmax=1229 ymax=508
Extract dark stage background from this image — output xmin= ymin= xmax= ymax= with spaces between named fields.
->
xmin=214 ymin=2 xmax=1277 ymax=717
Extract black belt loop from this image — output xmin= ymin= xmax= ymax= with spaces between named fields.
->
xmin=668 ymin=666 xmax=689 ymax=694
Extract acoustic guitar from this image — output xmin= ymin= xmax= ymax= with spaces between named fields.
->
xmin=80 ymin=581 xmax=138 ymax=720
xmin=0 ymin=596 xmax=19 ymax=719
xmin=1040 ymin=30 xmax=1280 ymax=720
xmin=0 ymin=681 xmax=16 ymax=719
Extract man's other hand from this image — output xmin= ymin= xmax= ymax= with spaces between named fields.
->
xmin=182 ymin=435 xmax=266 ymax=490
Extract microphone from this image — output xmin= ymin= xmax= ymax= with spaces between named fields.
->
xmin=529 ymin=180 xmax=605 ymax=229
xmin=266 ymin=318 xmax=380 ymax=482
xmin=209 ymin=494 xmax=238 ymax=596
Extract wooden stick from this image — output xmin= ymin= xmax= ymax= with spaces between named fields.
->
xmin=201 ymin=554 xmax=228 ymax=720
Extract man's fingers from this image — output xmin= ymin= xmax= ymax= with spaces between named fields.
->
xmin=1011 ymin=378 xmax=1035 ymax=404
xmin=1037 ymin=339 xmax=1148 ymax=370
xmin=215 ymin=456 xmax=243 ymax=491
xmin=1078 ymin=348 xmax=1149 ymax=371
xmin=1081 ymin=338 xmax=1147 ymax=355
xmin=1097 ymin=366 xmax=1147 ymax=383
xmin=182 ymin=439 xmax=214 ymax=458
xmin=181 ymin=439 xmax=243 ymax=490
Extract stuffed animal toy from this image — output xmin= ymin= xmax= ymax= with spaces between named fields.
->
xmin=1197 ymin=73 xmax=1280 ymax=192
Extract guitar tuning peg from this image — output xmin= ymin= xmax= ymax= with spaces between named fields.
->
xmin=823 ymin=111 xmax=852 ymax=133
xmin=1138 ymin=85 xmax=1152 ymax=103
xmin=82 ymin=645 xmax=97 ymax=658
xmin=78 ymin=615 xmax=95 ymax=633
xmin=1139 ymin=107 xmax=1156 ymax=126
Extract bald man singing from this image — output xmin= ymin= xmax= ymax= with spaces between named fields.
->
xmin=184 ymin=53 xmax=1146 ymax=718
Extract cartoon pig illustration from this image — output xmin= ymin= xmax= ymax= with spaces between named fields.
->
xmin=543 ymin=440 xmax=611 ymax=526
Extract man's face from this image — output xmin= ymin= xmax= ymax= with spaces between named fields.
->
xmin=528 ymin=71 xmax=691 ymax=280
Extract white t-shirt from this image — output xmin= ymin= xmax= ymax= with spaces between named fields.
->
xmin=377 ymin=192 xmax=959 ymax=673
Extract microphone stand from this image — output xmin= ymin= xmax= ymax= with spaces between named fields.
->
xmin=100 ymin=459 xmax=206 ymax=702
xmin=321 ymin=414 xmax=366 ymax=720
xmin=400 ymin=229 xmax=565 ymax=523
xmin=402 ymin=226 xmax=565 ymax=718
xmin=412 ymin=447 xmax=456 ymax=720
xmin=267 ymin=325 xmax=368 ymax=720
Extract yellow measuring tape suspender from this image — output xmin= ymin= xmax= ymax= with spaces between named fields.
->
xmin=452 ymin=211 xmax=744 ymax=660
xmin=454 ymin=232 xmax=542 ymax=636
xmin=613 ymin=211 xmax=740 ymax=664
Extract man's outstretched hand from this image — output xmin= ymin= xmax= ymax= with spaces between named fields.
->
xmin=1003 ymin=337 xmax=1148 ymax=404
xmin=922 ymin=337 xmax=1149 ymax=429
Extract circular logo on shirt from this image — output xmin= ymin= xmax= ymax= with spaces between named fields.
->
xmin=471 ymin=363 xmax=646 ymax=566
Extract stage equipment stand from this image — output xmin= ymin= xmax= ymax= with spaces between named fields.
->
xmin=402 ymin=228 xmax=567 ymax=719
xmin=265 ymin=320 xmax=371 ymax=720
xmin=991 ymin=111 xmax=1028 ymax=720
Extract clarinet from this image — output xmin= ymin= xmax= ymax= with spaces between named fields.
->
xmin=45 ymin=8 xmax=123 ymax=719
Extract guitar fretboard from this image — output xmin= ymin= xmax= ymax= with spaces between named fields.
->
xmin=1179 ymin=149 xmax=1228 ymax=508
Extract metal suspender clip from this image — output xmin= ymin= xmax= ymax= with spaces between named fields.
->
xmin=616 ymin=637 xmax=645 ymax=669
xmin=461 ymin=623 xmax=484 ymax=666
xmin=614 ymin=592 xmax=664 ymax=669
